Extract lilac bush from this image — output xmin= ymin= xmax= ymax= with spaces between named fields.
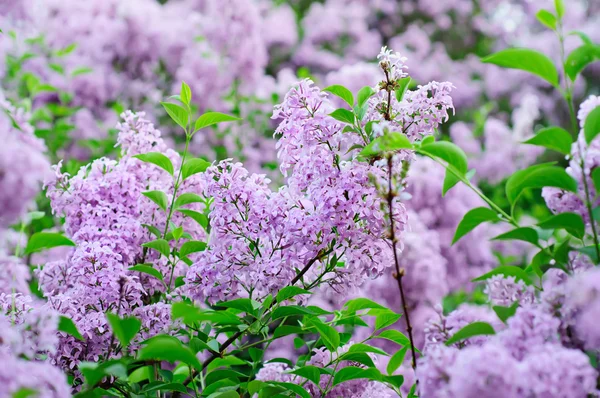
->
xmin=0 ymin=0 xmax=599 ymax=397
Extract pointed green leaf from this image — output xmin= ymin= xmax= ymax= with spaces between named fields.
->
xmin=329 ymin=108 xmax=355 ymax=124
xmin=174 ymin=193 xmax=204 ymax=209
xmin=58 ymin=315 xmax=84 ymax=341
xmin=142 ymin=190 xmax=169 ymax=211
xmin=179 ymin=240 xmax=207 ymax=258
xmin=142 ymin=239 xmax=171 ymax=258
xmin=177 ymin=209 xmax=209 ymax=230
xmin=394 ymin=77 xmax=412 ymax=102
xmin=536 ymin=9 xmax=557 ymax=30
xmin=129 ymin=264 xmax=164 ymax=282
xmin=180 ymin=81 xmax=192 ymax=105
xmin=505 ymin=164 xmax=577 ymax=208
xmin=161 ymin=102 xmax=188 ymax=129
xmin=332 ymin=367 xmax=382 ymax=386
xmin=323 ymin=85 xmax=354 ymax=108
xmin=445 ymin=321 xmax=496 ymax=346
xmin=420 ymin=141 xmax=468 ymax=174
xmin=493 ymin=302 xmax=519 ymax=324
xmin=286 ymin=366 xmax=321 ymax=385
xmin=375 ymin=330 xmax=410 ymax=346
xmin=482 ymin=48 xmax=559 ymax=87
xmin=453 ymin=207 xmax=500 ymax=244
xmin=565 ymin=45 xmax=600 ymax=82
xmin=194 ymin=112 xmax=240 ymax=132
xmin=360 ymin=132 xmax=413 ymax=157
xmin=25 ymin=232 xmax=75 ymax=255
xmin=106 ymin=313 xmax=141 ymax=348
xmin=134 ymin=152 xmax=174 ymax=175
xmin=309 ymin=319 xmax=340 ymax=352
xmin=356 ymin=86 xmax=375 ymax=108
xmin=584 ymin=106 xmax=600 ymax=144
xmin=492 ymin=227 xmax=539 ymax=245
xmin=537 ymin=212 xmax=585 ymax=239
xmin=182 ymin=158 xmax=211 ymax=180
xmin=523 ymin=126 xmax=573 ymax=155
xmin=276 ymin=286 xmax=312 ymax=303
xmin=138 ymin=335 xmax=202 ymax=371
xmin=387 ymin=346 xmax=409 ymax=375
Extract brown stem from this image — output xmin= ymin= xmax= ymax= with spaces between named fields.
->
xmin=385 ymin=156 xmax=418 ymax=372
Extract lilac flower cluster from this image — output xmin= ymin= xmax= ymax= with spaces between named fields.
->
xmin=0 ymin=267 xmax=69 ymax=396
xmin=419 ymin=305 xmax=597 ymax=398
xmin=185 ymin=79 xmax=408 ymax=303
xmin=41 ymin=112 xmax=191 ymax=374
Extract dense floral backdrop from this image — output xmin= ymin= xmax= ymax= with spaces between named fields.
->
xmin=1 ymin=0 xmax=600 ymax=397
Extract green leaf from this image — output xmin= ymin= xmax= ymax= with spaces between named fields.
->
xmin=329 ymin=108 xmax=355 ymax=124
xmin=536 ymin=9 xmax=557 ymax=30
xmin=161 ymin=102 xmax=188 ymax=129
xmin=276 ymin=286 xmax=312 ymax=303
xmin=56 ymin=43 xmax=77 ymax=56
xmin=194 ymin=112 xmax=240 ymax=132
xmin=554 ymin=0 xmax=565 ymax=18
xmin=71 ymin=66 xmax=94 ymax=76
xmin=268 ymin=382 xmax=311 ymax=398
xmin=144 ymin=383 xmax=188 ymax=394
xmin=133 ymin=152 xmax=174 ymax=175
xmin=482 ymin=48 xmax=559 ymax=87
xmin=537 ymin=212 xmax=585 ymax=239
xmin=142 ymin=239 xmax=171 ymax=258
xmin=129 ymin=264 xmax=164 ymax=282
xmin=182 ymin=158 xmax=211 ymax=180
xmin=142 ymin=190 xmax=169 ymax=211
xmin=217 ymin=298 xmax=260 ymax=314
xmin=181 ymin=81 xmax=192 ymax=105
xmin=584 ymin=106 xmax=600 ymax=144
xmin=472 ymin=265 xmax=533 ymax=285
xmin=387 ymin=346 xmax=409 ymax=375
xmin=177 ymin=209 xmax=209 ymax=230
xmin=356 ymin=86 xmax=375 ymax=108
xmin=394 ymin=77 xmax=412 ymax=102
xmin=348 ymin=343 xmax=388 ymax=356
xmin=565 ymin=45 xmax=600 ymax=81
xmin=453 ymin=207 xmax=500 ymax=244
xmin=309 ymin=319 xmax=340 ymax=352
xmin=174 ymin=192 xmax=204 ymax=209
xmin=338 ymin=352 xmax=376 ymax=368
xmin=271 ymin=306 xmax=317 ymax=320
xmin=323 ymin=85 xmax=354 ymax=108
xmin=332 ymin=367 xmax=382 ymax=387
xmin=493 ymin=302 xmax=519 ymax=324
xmin=375 ymin=311 xmax=402 ymax=330
xmin=444 ymin=321 xmax=496 ymax=346
xmin=287 ymin=366 xmax=321 ymax=385
xmin=593 ymin=168 xmax=600 ymax=195
xmin=12 ymin=388 xmax=37 ymax=398
xmin=505 ymin=165 xmax=577 ymax=208
xmin=375 ymin=330 xmax=410 ymax=346
xmin=179 ymin=241 xmax=207 ymax=258
xmin=523 ymin=127 xmax=573 ymax=155
xmin=360 ymin=132 xmax=413 ymax=157
xmin=420 ymin=141 xmax=468 ymax=174
xmin=343 ymin=298 xmax=387 ymax=313
xmin=442 ymin=170 xmax=461 ymax=196
xmin=492 ymin=227 xmax=539 ymax=245
xmin=25 ymin=232 xmax=75 ymax=255
xmin=138 ymin=335 xmax=202 ymax=371
xmin=569 ymin=30 xmax=593 ymax=45
xmin=58 ymin=315 xmax=84 ymax=341
xmin=106 ymin=313 xmax=141 ymax=348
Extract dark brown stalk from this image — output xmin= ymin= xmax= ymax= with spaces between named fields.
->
xmin=386 ymin=156 xmax=418 ymax=371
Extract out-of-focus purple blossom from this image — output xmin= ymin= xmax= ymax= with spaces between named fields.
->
xmin=484 ymin=275 xmax=535 ymax=307
xmin=0 ymin=94 xmax=50 ymax=227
